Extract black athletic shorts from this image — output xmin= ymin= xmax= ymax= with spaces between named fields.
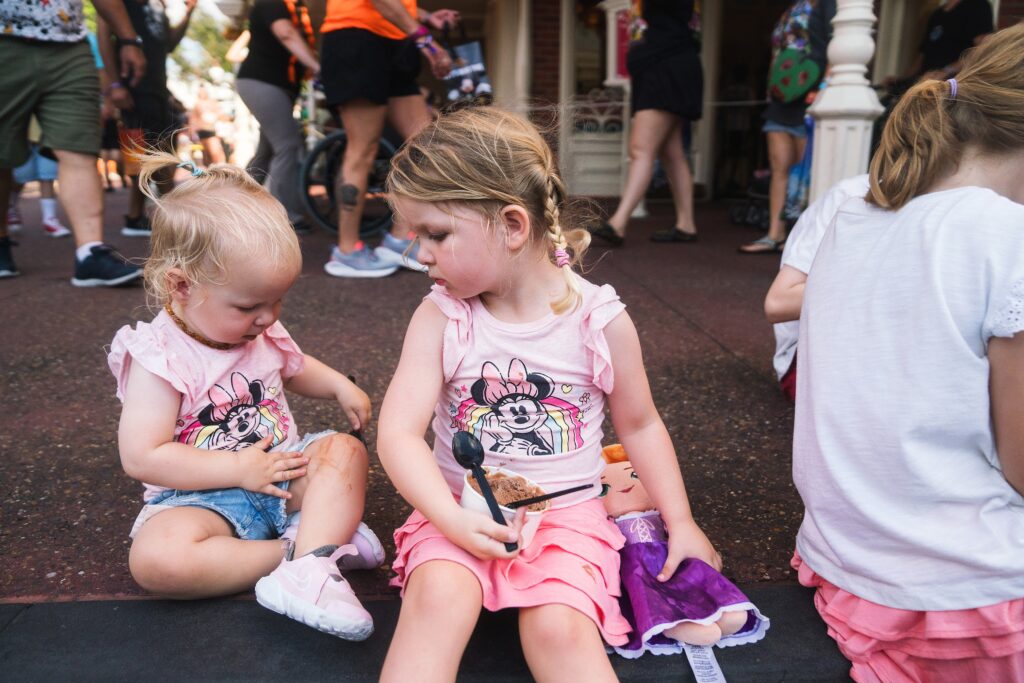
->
xmin=320 ymin=28 xmax=421 ymax=107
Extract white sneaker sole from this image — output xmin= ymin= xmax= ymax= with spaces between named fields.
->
xmin=373 ymin=246 xmax=428 ymax=272
xmin=70 ymin=270 xmax=142 ymax=287
xmin=45 ymin=229 xmax=71 ymax=238
xmin=323 ymin=261 xmax=398 ymax=279
xmin=255 ymin=574 xmax=374 ymax=641
xmin=121 ymin=227 xmax=152 ymax=237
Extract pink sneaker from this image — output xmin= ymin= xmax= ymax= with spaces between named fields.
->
xmin=6 ymin=208 xmax=22 ymax=233
xmin=255 ymin=544 xmax=374 ymax=640
xmin=42 ymin=216 xmax=71 ymax=238
xmin=280 ymin=514 xmax=385 ymax=572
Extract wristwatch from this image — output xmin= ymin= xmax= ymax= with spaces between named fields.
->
xmin=116 ymin=35 xmax=144 ymax=49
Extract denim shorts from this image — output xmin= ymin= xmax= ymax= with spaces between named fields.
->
xmin=130 ymin=430 xmax=334 ymax=541
xmin=762 ymin=119 xmax=808 ymax=138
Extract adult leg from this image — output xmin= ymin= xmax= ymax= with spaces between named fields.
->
xmin=246 ymin=131 xmax=273 ymax=186
xmin=335 ymin=100 xmax=387 ymax=253
xmin=606 ymin=109 xmax=679 ymax=236
xmin=385 ymin=94 xmax=432 ymax=238
xmin=237 ymin=80 xmax=305 ymax=224
xmin=203 ymin=135 xmax=227 ymax=165
xmin=53 ymin=149 xmax=103 ymax=247
xmin=380 ymin=560 xmax=483 ymax=683
xmin=129 ymin=507 xmax=284 ymax=598
xmin=519 ymin=604 xmax=618 ymax=682
xmin=660 ymin=120 xmax=697 ymax=235
xmin=739 ymin=131 xmax=804 ymax=252
xmin=284 ymin=433 xmax=367 ymax=557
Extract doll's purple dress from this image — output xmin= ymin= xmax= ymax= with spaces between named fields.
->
xmin=611 ymin=511 xmax=769 ymax=658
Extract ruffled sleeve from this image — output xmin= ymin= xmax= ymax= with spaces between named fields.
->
xmin=107 ymin=320 xmax=192 ymax=402
xmin=425 ymin=285 xmax=474 ymax=383
xmin=580 ymin=283 xmax=626 ymax=393
xmin=263 ymin=322 xmax=305 ymax=378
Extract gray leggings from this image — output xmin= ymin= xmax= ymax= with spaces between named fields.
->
xmin=236 ymin=78 xmax=304 ymax=224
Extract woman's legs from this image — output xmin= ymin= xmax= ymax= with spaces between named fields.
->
xmin=386 ymin=94 xmax=433 ymax=239
xmin=740 ymin=131 xmax=805 ymax=252
xmin=335 ymin=100 xmax=388 ymax=253
xmin=380 ymin=560 xmax=483 ymax=683
xmin=236 ymin=79 xmax=304 ymax=223
xmin=129 ymin=507 xmax=283 ymax=599
xmin=519 ymin=604 xmax=618 ymax=683
xmin=285 ymin=433 xmax=367 ymax=557
xmin=606 ymin=109 xmax=679 ymax=237
xmin=660 ymin=120 xmax=697 ymax=235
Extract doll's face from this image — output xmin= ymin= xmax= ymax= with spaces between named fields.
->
xmin=600 ymin=461 xmax=655 ymax=518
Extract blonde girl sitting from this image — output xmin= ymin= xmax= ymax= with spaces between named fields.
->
xmin=377 ymin=108 xmax=721 ymax=682
xmin=107 ymin=153 xmax=383 ymax=641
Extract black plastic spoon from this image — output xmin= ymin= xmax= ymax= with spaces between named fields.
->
xmin=505 ymin=483 xmax=594 ymax=509
xmin=452 ymin=431 xmax=517 ymax=552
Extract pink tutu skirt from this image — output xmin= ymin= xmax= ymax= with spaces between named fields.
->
xmin=390 ymin=498 xmax=632 ymax=646
xmin=793 ymin=552 xmax=1024 ymax=683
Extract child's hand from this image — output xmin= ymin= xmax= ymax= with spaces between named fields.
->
xmin=234 ymin=434 xmax=309 ymax=499
xmin=660 ymin=518 xmax=723 ymax=581
xmin=336 ymin=381 xmax=372 ymax=432
xmin=441 ymin=507 xmax=525 ymax=561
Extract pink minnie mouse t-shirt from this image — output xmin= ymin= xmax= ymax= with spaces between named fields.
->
xmin=108 ymin=310 xmax=306 ymax=502
xmin=427 ymin=277 xmax=626 ymax=508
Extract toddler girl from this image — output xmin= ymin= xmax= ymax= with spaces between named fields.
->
xmin=793 ymin=24 xmax=1024 ymax=681
xmin=107 ymin=153 xmax=383 ymax=641
xmin=376 ymin=108 xmax=721 ymax=682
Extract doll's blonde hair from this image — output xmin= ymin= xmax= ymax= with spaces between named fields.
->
xmin=136 ymin=151 xmax=301 ymax=307
xmin=386 ymin=107 xmax=591 ymax=314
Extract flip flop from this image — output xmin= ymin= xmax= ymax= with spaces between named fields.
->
xmin=651 ymin=227 xmax=698 ymax=243
xmin=588 ymin=221 xmax=624 ymax=247
xmin=738 ymin=235 xmax=785 ymax=254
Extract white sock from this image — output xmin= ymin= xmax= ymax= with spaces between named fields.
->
xmin=76 ymin=241 xmax=102 ymax=261
xmin=40 ymin=198 xmax=58 ymax=221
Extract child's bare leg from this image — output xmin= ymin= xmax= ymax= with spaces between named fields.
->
xmin=286 ymin=433 xmax=367 ymax=556
xmin=380 ymin=560 xmax=482 ymax=683
xmin=129 ymin=507 xmax=283 ymax=598
xmin=519 ymin=604 xmax=618 ymax=683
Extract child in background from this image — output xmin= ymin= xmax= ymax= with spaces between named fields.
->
xmin=793 ymin=24 xmax=1024 ymax=681
xmin=107 ymin=153 xmax=383 ymax=641
xmin=763 ymin=173 xmax=869 ymax=401
xmin=9 ymin=144 xmax=72 ymax=238
xmin=377 ymin=108 xmax=720 ymax=682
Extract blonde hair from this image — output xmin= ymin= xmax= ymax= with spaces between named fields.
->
xmin=869 ymin=23 xmax=1024 ymax=209
xmin=386 ymin=107 xmax=591 ymax=314
xmin=137 ymin=151 xmax=301 ymax=306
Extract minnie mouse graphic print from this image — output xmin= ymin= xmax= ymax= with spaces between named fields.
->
xmin=425 ymin=279 xmax=627 ymax=508
xmin=108 ymin=308 xmax=305 ymax=502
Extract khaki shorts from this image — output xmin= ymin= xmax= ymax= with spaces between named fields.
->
xmin=0 ymin=38 xmax=101 ymax=168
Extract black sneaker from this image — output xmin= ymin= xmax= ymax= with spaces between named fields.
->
xmin=0 ymin=236 xmax=19 ymax=278
xmin=121 ymin=214 xmax=152 ymax=237
xmin=71 ymin=244 xmax=141 ymax=287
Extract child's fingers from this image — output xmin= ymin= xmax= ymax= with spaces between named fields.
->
xmin=274 ymin=455 xmax=309 ymax=472
xmin=261 ymin=484 xmax=293 ymax=499
xmin=344 ymin=406 xmax=361 ymax=431
xmin=250 ymin=434 xmax=274 ymax=451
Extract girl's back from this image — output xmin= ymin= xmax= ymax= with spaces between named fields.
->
xmin=795 ymin=185 xmax=1024 ymax=610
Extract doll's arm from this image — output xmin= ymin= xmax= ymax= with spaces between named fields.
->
xmin=284 ymin=355 xmax=371 ymax=431
xmin=118 ymin=362 xmax=308 ymax=499
xmin=604 ymin=312 xmax=721 ymax=574
xmin=377 ymin=301 xmax=521 ymax=559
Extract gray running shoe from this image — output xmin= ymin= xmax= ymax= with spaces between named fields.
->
xmin=373 ymin=232 xmax=427 ymax=272
xmin=324 ymin=243 xmax=398 ymax=279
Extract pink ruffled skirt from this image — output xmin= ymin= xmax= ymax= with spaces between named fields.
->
xmin=390 ymin=498 xmax=632 ymax=646
xmin=793 ymin=552 xmax=1024 ymax=683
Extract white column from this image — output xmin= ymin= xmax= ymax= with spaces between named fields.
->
xmin=807 ymin=0 xmax=884 ymax=203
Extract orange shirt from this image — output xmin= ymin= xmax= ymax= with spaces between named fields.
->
xmin=321 ymin=0 xmax=417 ymax=40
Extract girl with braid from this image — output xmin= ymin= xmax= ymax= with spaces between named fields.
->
xmin=376 ymin=108 xmax=720 ymax=682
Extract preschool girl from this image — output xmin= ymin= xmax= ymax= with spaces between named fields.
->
xmin=376 ymin=107 xmax=725 ymax=682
